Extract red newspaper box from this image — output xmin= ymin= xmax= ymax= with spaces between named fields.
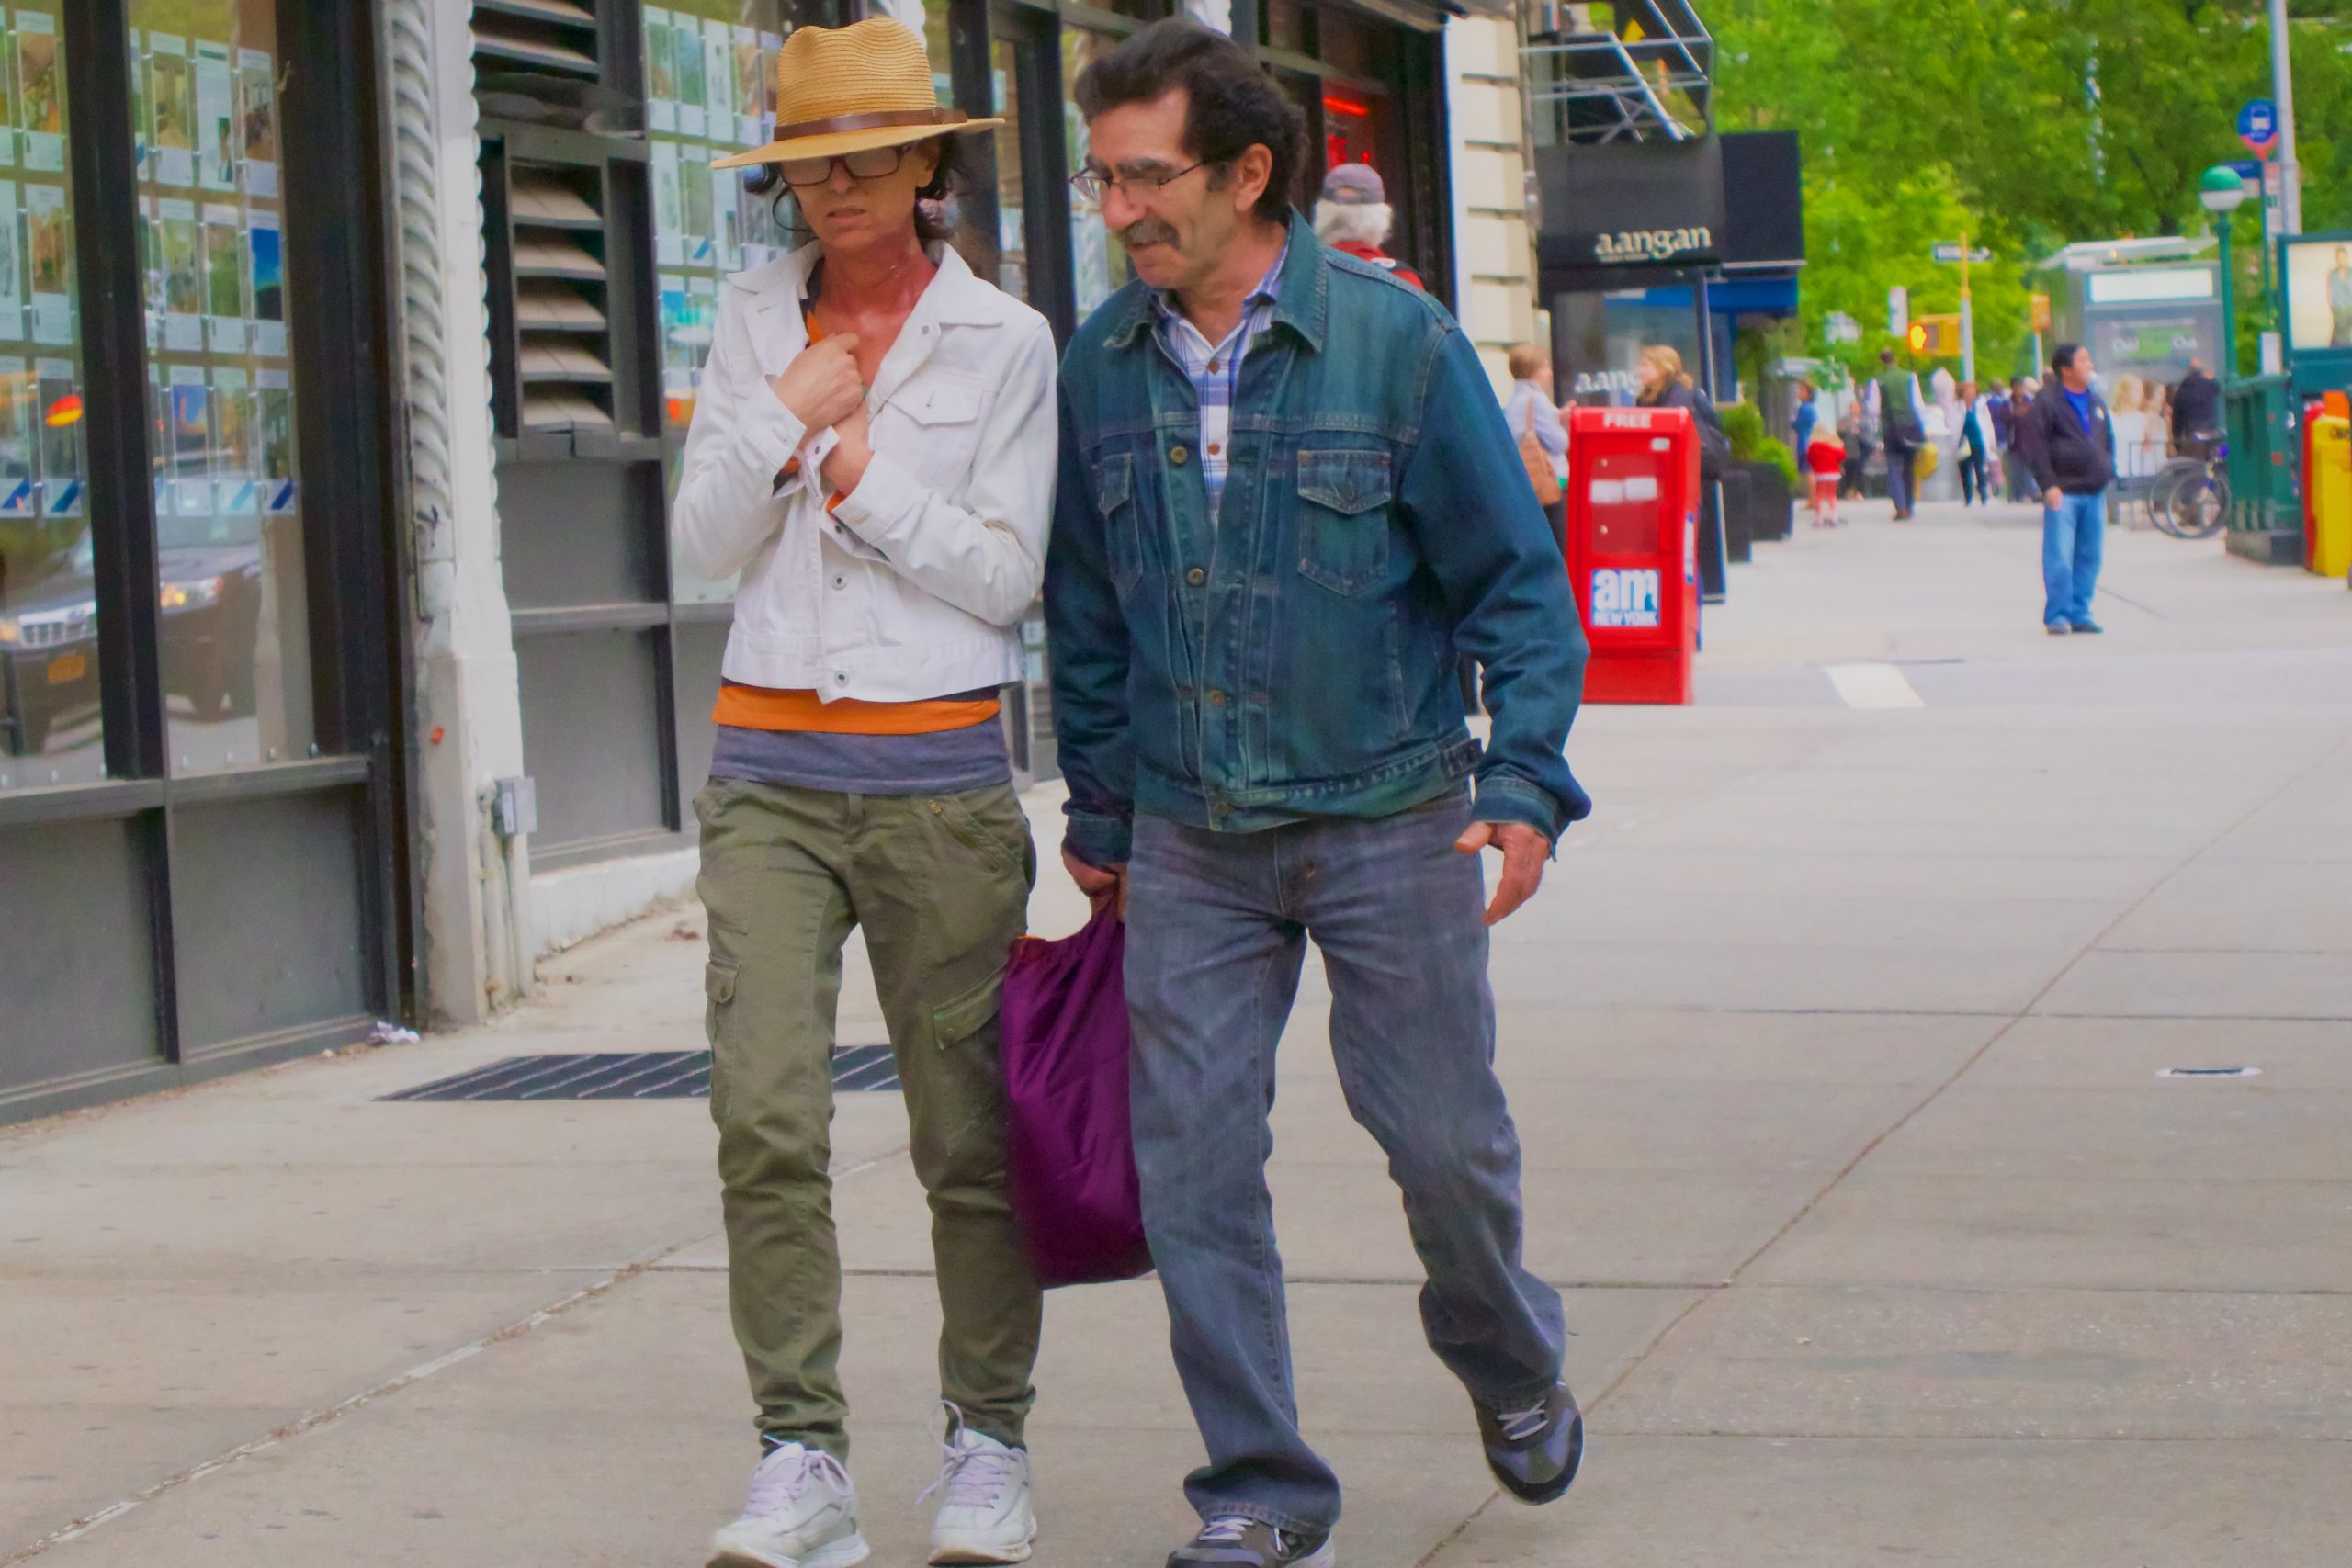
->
xmin=1564 ymin=406 xmax=1700 ymax=705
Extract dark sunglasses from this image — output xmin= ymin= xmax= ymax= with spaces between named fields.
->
xmin=777 ymin=145 xmax=911 ymax=188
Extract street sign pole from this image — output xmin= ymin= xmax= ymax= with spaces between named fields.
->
xmin=2269 ymin=0 xmax=2302 ymax=235
xmin=1959 ymin=231 xmax=1976 ymax=383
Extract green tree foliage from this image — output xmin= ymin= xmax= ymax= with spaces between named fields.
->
xmin=1712 ymin=0 xmax=2352 ymax=375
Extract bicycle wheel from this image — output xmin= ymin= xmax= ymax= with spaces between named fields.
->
xmin=2147 ymin=463 xmax=2195 ymax=537
xmin=2177 ymin=469 xmax=2229 ymax=539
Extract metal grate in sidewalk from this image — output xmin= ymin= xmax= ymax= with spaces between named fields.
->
xmin=380 ymin=1046 xmax=899 ymax=1101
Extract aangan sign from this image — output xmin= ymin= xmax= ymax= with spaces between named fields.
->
xmin=1592 ymin=227 xmax=1714 ymax=265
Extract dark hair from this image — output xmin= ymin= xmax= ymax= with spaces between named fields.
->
xmin=1879 ymin=348 xmax=1896 ymax=365
xmin=1072 ymin=19 xmax=1304 ymax=226
xmin=751 ymin=135 xmax=967 ymax=246
xmin=2052 ymin=340 xmax=2086 ymax=375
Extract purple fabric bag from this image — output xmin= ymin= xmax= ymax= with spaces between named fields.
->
xmin=999 ymin=910 xmax=1154 ymax=1289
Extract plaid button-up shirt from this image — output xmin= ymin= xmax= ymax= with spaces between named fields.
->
xmin=1151 ymin=243 xmax=1287 ymax=521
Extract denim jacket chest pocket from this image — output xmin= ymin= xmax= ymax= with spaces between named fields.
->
xmin=1092 ymin=452 xmax=1144 ymax=595
xmin=1295 ymin=446 xmax=1394 ymax=595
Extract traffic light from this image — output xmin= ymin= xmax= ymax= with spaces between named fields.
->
xmin=1905 ymin=314 xmax=1962 ymax=356
xmin=2030 ymin=292 xmax=2052 ymax=333
xmin=1906 ymin=322 xmax=1928 ymax=355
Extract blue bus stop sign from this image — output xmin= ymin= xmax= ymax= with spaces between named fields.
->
xmin=2239 ymin=99 xmax=2278 ymax=153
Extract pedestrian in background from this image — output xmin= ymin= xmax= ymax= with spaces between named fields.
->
xmin=1955 ymin=379 xmax=1996 ymax=506
xmin=674 ymin=19 xmax=1055 ymax=1566
xmin=2170 ymin=358 xmax=2222 ymax=458
xmin=1635 ymin=344 xmax=1727 ymax=474
xmin=1792 ymin=379 xmax=1820 ymax=459
xmin=2018 ymin=342 xmax=2115 ymax=637
xmin=1050 ymin=21 xmax=1591 ymax=1566
xmin=1838 ymin=396 xmax=1874 ymax=500
xmin=1806 ymin=418 xmax=1846 ymax=526
xmin=1310 ymin=161 xmax=1422 ymax=289
xmin=2002 ymin=376 xmax=2036 ymax=501
xmin=1503 ymin=342 xmax=1568 ymax=535
xmin=1874 ymin=347 xmax=1927 ymax=519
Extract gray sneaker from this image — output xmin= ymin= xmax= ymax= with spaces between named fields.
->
xmin=1476 ymin=1383 xmax=1585 ymax=1506
xmin=1167 ymin=1516 xmax=1334 ymax=1568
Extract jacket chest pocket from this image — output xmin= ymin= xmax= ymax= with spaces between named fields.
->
xmin=1295 ymin=447 xmax=1392 ymax=596
xmin=890 ymin=378 xmax=988 ymax=489
xmin=1095 ymin=453 xmax=1144 ymax=594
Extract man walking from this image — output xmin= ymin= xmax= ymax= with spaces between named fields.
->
xmin=2019 ymin=343 xmax=2115 ymax=636
xmin=1046 ymin=21 xmax=1589 ymax=1568
xmin=1874 ymin=347 xmax=1927 ymax=519
xmin=2170 ymin=357 xmax=2222 ymax=458
xmin=1997 ymin=376 xmax=2034 ymax=502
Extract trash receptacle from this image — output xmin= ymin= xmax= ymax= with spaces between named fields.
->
xmin=2307 ymin=413 xmax=2350 ymax=581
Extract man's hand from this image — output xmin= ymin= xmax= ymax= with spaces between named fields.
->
xmin=1453 ymin=820 xmax=1550 ymax=926
xmin=768 ymin=333 xmax=864 ymax=431
xmin=2043 ymin=486 xmax=2064 ymax=510
xmin=1061 ymin=845 xmax=1128 ymax=920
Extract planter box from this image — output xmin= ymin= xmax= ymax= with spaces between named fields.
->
xmin=1730 ymin=458 xmax=1796 ymax=542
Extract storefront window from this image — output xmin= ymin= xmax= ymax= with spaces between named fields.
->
xmin=0 ymin=5 xmax=100 ymax=789
xmin=126 ymin=0 xmax=317 ymax=775
xmin=1061 ymin=29 xmax=1130 ymax=320
xmin=650 ymin=1 xmax=794 ymax=603
xmin=989 ymin=38 xmax=1027 ymax=303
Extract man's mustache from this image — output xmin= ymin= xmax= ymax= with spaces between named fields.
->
xmin=1116 ymin=219 xmax=1180 ymax=249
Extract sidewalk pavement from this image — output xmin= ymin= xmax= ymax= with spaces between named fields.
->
xmin=6 ymin=497 xmax=2351 ymax=1566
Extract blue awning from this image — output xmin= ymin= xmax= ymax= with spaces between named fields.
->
xmin=1610 ymin=276 xmax=1801 ymax=315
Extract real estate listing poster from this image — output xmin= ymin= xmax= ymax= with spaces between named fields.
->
xmin=711 ymin=164 xmax=741 ymax=274
xmin=733 ymin=26 xmax=763 ymax=147
xmin=24 ymin=180 xmax=69 ymax=346
xmin=0 ymin=355 xmax=30 ymax=516
xmin=0 ymin=180 xmax=20 ymax=341
xmin=160 ymin=197 xmax=203 ymax=351
xmin=212 ymin=366 xmax=254 ymax=515
xmin=248 ymin=209 xmax=286 ymax=359
xmin=195 ymin=40 xmax=236 ymax=194
xmin=151 ymin=33 xmax=195 ymax=187
xmin=16 ymin=10 xmax=61 ymax=175
xmin=169 ymin=362 xmax=211 ymax=516
xmin=644 ymin=8 xmax=677 ymax=134
xmin=652 ymin=140 xmax=684 ymax=268
xmin=681 ymin=145 xmax=714 ymax=268
xmin=35 ymin=356 xmax=78 ymax=517
xmin=702 ymin=20 xmax=734 ymax=139
xmin=203 ymin=202 xmax=245 ymax=355
xmin=257 ymin=367 xmax=296 ymax=514
xmin=675 ymin=12 xmax=707 ymax=139
xmin=151 ymin=363 xmax=171 ymax=517
xmin=239 ymin=49 xmax=277 ymax=199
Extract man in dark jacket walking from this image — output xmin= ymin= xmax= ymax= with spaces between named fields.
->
xmin=2170 ymin=358 xmax=2222 ymax=458
xmin=2000 ymin=377 xmax=2035 ymax=501
xmin=2018 ymin=343 xmax=2115 ymax=635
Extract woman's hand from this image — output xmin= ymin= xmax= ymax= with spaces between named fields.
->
xmin=768 ymin=334 xmax=864 ymax=431
xmin=820 ymin=402 xmax=873 ymax=497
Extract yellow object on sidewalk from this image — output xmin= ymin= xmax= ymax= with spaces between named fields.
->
xmin=2310 ymin=414 xmax=2351 ymax=580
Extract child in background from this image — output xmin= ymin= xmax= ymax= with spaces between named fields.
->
xmin=1807 ymin=422 xmax=1847 ymax=526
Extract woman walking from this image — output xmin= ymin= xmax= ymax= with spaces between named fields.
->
xmin=676 ymin=19 xmax=1057 ymax=1567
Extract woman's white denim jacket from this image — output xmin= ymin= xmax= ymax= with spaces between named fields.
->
xmin=674 ymin=240 xmax=1057 ymax=701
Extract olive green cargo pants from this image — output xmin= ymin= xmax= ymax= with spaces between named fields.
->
xmin=695 ymin=777 xmax=1041 ymax=1458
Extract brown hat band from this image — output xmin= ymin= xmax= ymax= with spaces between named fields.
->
xmin=771 ymin=107 xmax=971 ymax=141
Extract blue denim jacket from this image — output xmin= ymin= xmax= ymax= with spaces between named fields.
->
xmin=1046 ymin=215 xmax=1590 ymax=867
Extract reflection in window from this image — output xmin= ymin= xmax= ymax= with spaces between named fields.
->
xmin=650 ymin=0 xmax=793 ymax=605
xmin=1062 ymin=29 xmax=1131 ymax=321
xmin=129 ymin=0 xmax=314 ymax=776
xmin=0 ymin=4 xmax=102 ymax=789
xmin=989 ymin=39 xmax=1025 ymax=302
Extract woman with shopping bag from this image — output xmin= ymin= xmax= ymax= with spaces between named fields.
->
xmin=673 ymin=19 xmax=1057 ymax=1566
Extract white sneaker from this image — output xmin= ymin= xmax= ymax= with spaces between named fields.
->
xmin=707 ymin=1443 xmax=870 ymax=1568
xmin=921 ymin=1404 xmax=1036 ymax=1564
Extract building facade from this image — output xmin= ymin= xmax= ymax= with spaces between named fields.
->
xmin=2 ymin=0 xmax=1503 ymax=1123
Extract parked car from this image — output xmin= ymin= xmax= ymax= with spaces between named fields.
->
xmin=0 ymin=532 xmax=98 ymax=757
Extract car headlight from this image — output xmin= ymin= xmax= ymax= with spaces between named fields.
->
xmin=160 ymin=575 xmax=225 ymax=609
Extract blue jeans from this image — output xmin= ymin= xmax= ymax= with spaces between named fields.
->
xmin=1886 ymin=445 xmax=1916 ymax=513
xmin=1124 ymin=793 xmax=1566 ymax=1534
xmin=2042 ymin=491 xmax=2107 ymax=626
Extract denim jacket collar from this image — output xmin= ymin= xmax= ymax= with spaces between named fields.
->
xmin=1103 ymin=209 xmax=1326 ymax=353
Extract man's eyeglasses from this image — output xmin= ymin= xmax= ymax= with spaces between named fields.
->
xmin=1069 ymin=159 xmax=1218 ymax=204
xmin=777 ymin=145 xmax=912 ymax=187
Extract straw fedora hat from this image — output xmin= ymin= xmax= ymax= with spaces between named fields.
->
xmin=712 ymin=18 xmax=1001 ymax=172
